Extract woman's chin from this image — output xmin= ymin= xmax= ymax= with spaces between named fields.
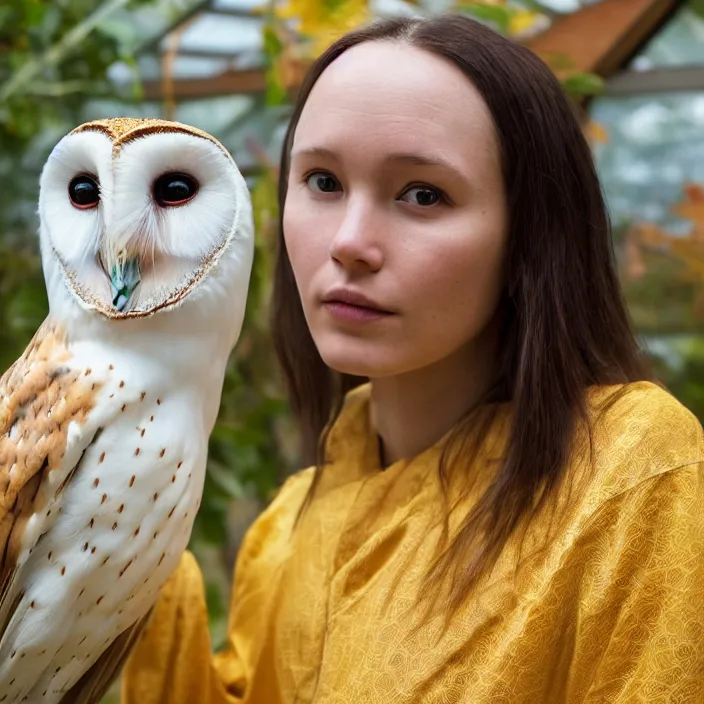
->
xmin=318 ymin=346 xmax=387 ymax=379
xmin=317 ymin=342 xmax=408 ymax=379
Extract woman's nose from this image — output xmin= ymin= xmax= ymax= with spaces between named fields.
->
xmin=328 ymin=198 xmax=384 ymax=274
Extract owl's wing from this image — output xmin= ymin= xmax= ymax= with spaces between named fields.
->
xmin=0 ymin=320 xmax=102 ymax=637
xmin=59 ymin=608 xmax=153 ymax=704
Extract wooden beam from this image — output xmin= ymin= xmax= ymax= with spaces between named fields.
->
xmin=206 ymin=7 xmax=256 ymax=18
xmin=169 ymin=49 xmax=248 ymax=60
xmin=525 ymin=0 xmax=682 ymax=78
xmin=143 ymin=65 xmax=268 ymax=100
xmin=606 ymin=66 xmax=704 ymax=95
xmin=142 ymin=55 xmax=312 ymax=101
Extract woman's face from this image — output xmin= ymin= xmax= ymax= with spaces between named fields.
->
xmin=284 ymin=41 xmax=507 ymax=379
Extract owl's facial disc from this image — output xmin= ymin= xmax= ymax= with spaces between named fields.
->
xmin=40 ymin=120 xmax=244 ymax=321
xmin=54 ymin=162 xmax=224 ymax=318
xmin=68 ymin=166 xmax=216 ymax=317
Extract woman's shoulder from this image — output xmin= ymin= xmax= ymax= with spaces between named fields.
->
xmin=589 ymin=380 xmax=702 ymax=454
xmin=584 ymin=380 xmax=703 ymax=503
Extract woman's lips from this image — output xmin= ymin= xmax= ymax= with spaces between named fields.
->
xmin=323 ymin=301 xmax=394 ymax=323
xmin=321 ymin=287 xmax=395 ymax=323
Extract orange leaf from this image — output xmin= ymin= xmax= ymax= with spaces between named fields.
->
xmin=671 ymin=183 xmax=704 ymax=228
xmin=585 ymin=120 xmax=609 ymax=144
xmin=622 ymin=228 xmax=646 ymax=281
xmin=633 ymin=222 xmax=671 ymax=250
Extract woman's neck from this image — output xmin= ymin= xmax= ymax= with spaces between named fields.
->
xmin=369 ymin=328 xmax=499 ymax=467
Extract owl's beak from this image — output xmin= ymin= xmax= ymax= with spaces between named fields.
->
xmin=109 ymin=252 xmax=141 ymax=311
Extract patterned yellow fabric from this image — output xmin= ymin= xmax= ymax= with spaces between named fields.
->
xmin=122 ymin=381 xmax=704 ymax=703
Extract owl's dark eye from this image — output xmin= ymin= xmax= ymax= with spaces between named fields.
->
xmin=153 ymin=173 xmax=198 ymax=207
xmin=68 ymin=175 xmax=100 ymax=210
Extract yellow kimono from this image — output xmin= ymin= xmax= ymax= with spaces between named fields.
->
xmin=122 ymin=382 xmax=704 ymax=703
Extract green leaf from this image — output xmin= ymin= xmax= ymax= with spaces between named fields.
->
xmin=25 ymin=2 xmax=47 ymax=28
xmin=262 ymin=22 xmax=283 ymax=60
xmin=562 ymin=72 xmax=604 ymax=97
xmin=540 ymin=51 xmax=577 ymax=71
xmin=0 ymin=7 xmax=14 ymax=29
xmin=208 ymin=459 xmax=246 ymax=501
xmin=689 ymin=0 xmax=704 ymax=19
xmin=459 ymin=3 xmax=512 ymax=34
xmin=97 ymin=18 xmax=138 ymax=48
xmin=265 ymin=64 xmax=287 ymax=107
xmin=192 ymin=497 xmax=227 ymax=544
xmin=6 ymin=280 xmax=48 ymax=334
xmin=204 ymin=579 xmax=228 ymax=650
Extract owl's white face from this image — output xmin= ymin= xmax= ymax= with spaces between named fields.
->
xmin=38 ymin=118 xmax=252 ymax=320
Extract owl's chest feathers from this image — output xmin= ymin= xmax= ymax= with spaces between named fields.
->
xmin=43 ymin=341 xmax=210 ymax=544
xmin=14 ymin=344 xmax=210 ymax=601
xmin=0 ymin=326 xmax=216 ymax=701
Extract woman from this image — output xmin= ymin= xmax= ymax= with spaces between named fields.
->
xmin=122 ymin=14 xmax=704 ymax=704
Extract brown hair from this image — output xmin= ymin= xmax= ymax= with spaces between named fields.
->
xmin=270 ymin=14 xmax=650 ymax=609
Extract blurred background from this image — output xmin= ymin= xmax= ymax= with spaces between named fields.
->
xmin=1 ymin=0 xmax=703 ymax=699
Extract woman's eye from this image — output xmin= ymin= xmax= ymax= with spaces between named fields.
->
xmin=68 ymin=175 xmax=100 ymax=210
xmin=399 ymin=186 xmax=442 ymax=207
xmin=306 ymin=172 xmax=340 ymax=194
xmin=153 ymin=172 xmax=199 ymax=207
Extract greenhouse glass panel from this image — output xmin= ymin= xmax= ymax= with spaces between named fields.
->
xmin=592 ymin=91 xmax=704 ymax=230
xmin=629 ymin=1 xmax=704 ymax=70
xmin=164 ymin=12 xmax=264 ymax=55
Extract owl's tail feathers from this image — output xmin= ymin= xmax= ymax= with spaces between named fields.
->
xmin=59 ymin=608 xmax=154 ymax=704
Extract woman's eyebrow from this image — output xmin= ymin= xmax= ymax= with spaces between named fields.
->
xmin=291 ymin=146 xmax=466 ymax=180
xmin=290 ymin=146 xmax=340 ymax=162
xmin=384 ymin=152 xmax=466 ymax=181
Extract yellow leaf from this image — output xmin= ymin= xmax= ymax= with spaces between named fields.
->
xmin=508 ymin=9 xmax=538 ymax=36
xmin=585 ymin=120 xmax=609 ymax=144
xmin=275 ymin=0 xmax=370 ymax=55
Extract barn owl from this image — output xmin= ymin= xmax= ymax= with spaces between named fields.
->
xmin=0 ymin=118 xmax=254 ymax=703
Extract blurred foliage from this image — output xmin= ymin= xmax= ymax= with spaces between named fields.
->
xmin=0 ymin=0 xmax=140 ymax=145
xmin=624 ymin=184 xmax=704 ymax=324
xmin=0 ymin=246 xmax=45 ymax=373
xmin=618 ymin=181 xmax=704 ymax=429
xmin=649 ymin=337 xmax=704 ymax=421
xmin=2 ymin=4 xmax=704 ymax=703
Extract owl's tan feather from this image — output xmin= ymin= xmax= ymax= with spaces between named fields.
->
xmin=54 ymin=117 xmax=236 ymax=322
xmin=0 ymin=321 xmax=100 ymax=635
xmin=70 ymin=117 xmax=227 ymax=157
